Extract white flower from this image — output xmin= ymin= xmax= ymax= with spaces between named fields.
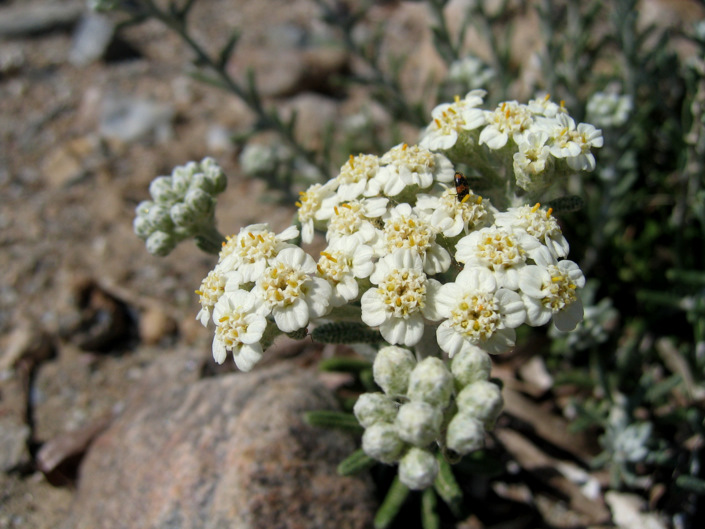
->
xmin=217 ymin=223 xmax=300 ymax=282
xmin=335 ymin=153 xmax=381 ymax=200
xmin=316 ymin=239 xmax=375 ymax=307
xmin=253 ymin=247 xmax=332 ymax=333
xmin=479 ymin=101 xmax=534 ymax=150
xmin=239 ymin=142 xmax=290 ymax=175
xmin=211 ymin=290 xmax=267 ymax=371
xmin=326 ymin=197 xmax=388 ymax=246
xmin=447 ymin=56 xmax=495 ymax=88
xmin=518 ymin=248 xmax=586 ymax=330
xmin=542 ymin=114 xmax=603 ymax=171
xmin=296 ymin=180 xmax=339 ymax=244
xmin=375 ymin=143 xmax=455 ymax=196
xmin=494 ymin=203 xmax=569 ymax=258
xmin=379 ymin=203 xmax=451 ymax=275
xmin=527 ymin=93 xmax=566 ymax=118
xmin=586 ymin=91 xmax=632 ymax=128
xmin=419 ymin=90 xmax=486 ymax=151
xmin=436 ymin=267 xmax=526 ymax=356
xmin=455 ymin=226 xmax=541 ymax=290
xmin=361 ymin=249 xmax=442 ymax=347
xmin=512 ymin=131 xmax=552 ymax=191
xmin=196 ymin=268 xmax=242 ymax=327
xmin=415 ymin=187 xmax=489 ymax=238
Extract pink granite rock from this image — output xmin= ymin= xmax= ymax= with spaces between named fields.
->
xmin=63 ymin=362 xmax=375 ymax=529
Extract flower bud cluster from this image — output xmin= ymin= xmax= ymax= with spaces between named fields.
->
xmin=133 ymin=157 xmax=226 ymax=256
xmin=353 ymin=345 xmax=501 ymax=489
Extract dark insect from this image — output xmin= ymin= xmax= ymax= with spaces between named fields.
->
xmin=454 ymin=171 xmax=470 ymax=203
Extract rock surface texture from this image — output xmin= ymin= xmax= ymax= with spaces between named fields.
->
xmin=62 ymin=363 xmax=375 ymax=529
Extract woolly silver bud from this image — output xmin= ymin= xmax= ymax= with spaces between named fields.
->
xmin=456 ymin=380 xmax=504 ymax=429
xmin=199 ymin=157 xmax=227 ymax=194
xmin=171 ymin=165 xmax=193 ymax=195
xmin=149 ymin=176 xmax=177 ymax=203
xmin=451 ymin=345 xmax=492 ymax=389
xmin=395 ymin=401 xmax=442 ymax=447
xmin=406 ymin=357 xmax=453 ymax=408
xmin=353 ymin=392 xmax=398 ymax=428
xmin=446 ymin=413 xmax=485 ymax=454
xmin=398 ymin=448 xmax=438 ymax=490
xmin=146 ymin=203 xmax=174 ymax=232
xmin=361 ymin=422 xmax=406 ymax=464
xmin=373 ymin=345 xmax=416 ymax=397
xmin=170 ymin=203 xmax=198 ymax=228
xmin=145 ymin=231 xmax=176 ymax=256
xmin=185 ymin=188 xmax=214 ymax=216
xmin=135 ymin=200 xmax=154 ymax=218
xmin=133 ymin=215 xmax=153 ymax=239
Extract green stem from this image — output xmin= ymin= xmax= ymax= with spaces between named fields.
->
xmin=139 ymin=0 xmax=329 ymax=178
xmin=374 ymin=476 xmax=410 ymax=529
xmin=194 ymin=223 xmax=226 ymax=255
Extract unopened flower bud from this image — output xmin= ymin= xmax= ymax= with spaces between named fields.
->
xmin=146 ymin=231 xmax=176 ymax=256
xmin=170 ymin=203 xmax=198 ymax=228
xmin=133 ymin=215 xmax=153 ymax=239
xmin=361 ymin=422 xmax=406 ymax=464
xmin=451 ymin=345 xmax=492 ymax=389
xmin=200 ymin=157 xmax=227 ymax=194
xmin=171 ymin=164 xmax=195 ymax=194
xmin=373 ymin=345 xmax=416 ymax=396
xmin=185 ymin=188 xmax=214 ymax=216
xmin=149 ymin=176 xmax=176 ymax=203
xmin=407 ymin=357 xmax=453 ymax=408
xmin=446 ymin=413 xmax=485 ymax=454
xmin=456 ymin=380 xmax=504 ymax=429
xmin=135 ymin=200 xmax=154 ymax=218
xmin=354 ymin=392 xmax=398 ymax=428
xmin=395 ymin=401 xmax=442 ymax=447
xmin=146 ymin=204 xmax=174 ymax=232
xmin=398 ymin=448 xmax=438 ymax=490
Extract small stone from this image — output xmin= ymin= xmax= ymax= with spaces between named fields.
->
xmin=99 ymin=95 xmax=174 ymax=143
xmin=41 ymin=136 xmax=103 ymax=189
xmin=62 ymin=279 xmax=134 ymax=352
xmin=68 ymin=13 xmax=115 ymax=67
xmin=0 ymin=417 xmax=31 ymax=472
xmin=0 ymin=323 xmax=54 ymax=372
xmin=0 ymin=1 xmax=84 ymax=38
xmin=138 ymin=306 xmax=177 ymax=346
xmin=36 ymin=415 xmax=112 ymax=486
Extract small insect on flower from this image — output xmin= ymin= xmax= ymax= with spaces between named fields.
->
xmin=454 ymin=171 xmax=470 ymax=203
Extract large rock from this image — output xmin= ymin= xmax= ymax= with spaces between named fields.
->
xmin=63 ymin=362 xmax=375 ymax=529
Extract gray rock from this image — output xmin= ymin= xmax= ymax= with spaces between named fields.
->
xmin=99 ymin=95 xmax=174 ymax=143
xmin=0 ymin=417 xmax=30 ymax=472
xmin=68 ymin=13 xmax=116 ymax=67
xmin=63 ymin=362 xmax=376 ymax=529
xmin=0 ymin=1 xmax=84 ymax=38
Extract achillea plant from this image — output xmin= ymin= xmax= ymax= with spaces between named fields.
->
xmin=137 ymin=93 xmax=601 ymax=493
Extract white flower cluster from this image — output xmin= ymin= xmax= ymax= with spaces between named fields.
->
xmin=586 ymin=91 xmax=633 ymax=129
xmin=420 ymin=91 xmax=603 ymax=192
xmin=134 ymin=157 xmax=226 ymax=256
xmin=446 ymin=56 xmax=495 ymax=89
xmin=185 ymin=92 xmax=601 ymax=489
xmin=354 ymin=345 xmax=500 ymax=489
